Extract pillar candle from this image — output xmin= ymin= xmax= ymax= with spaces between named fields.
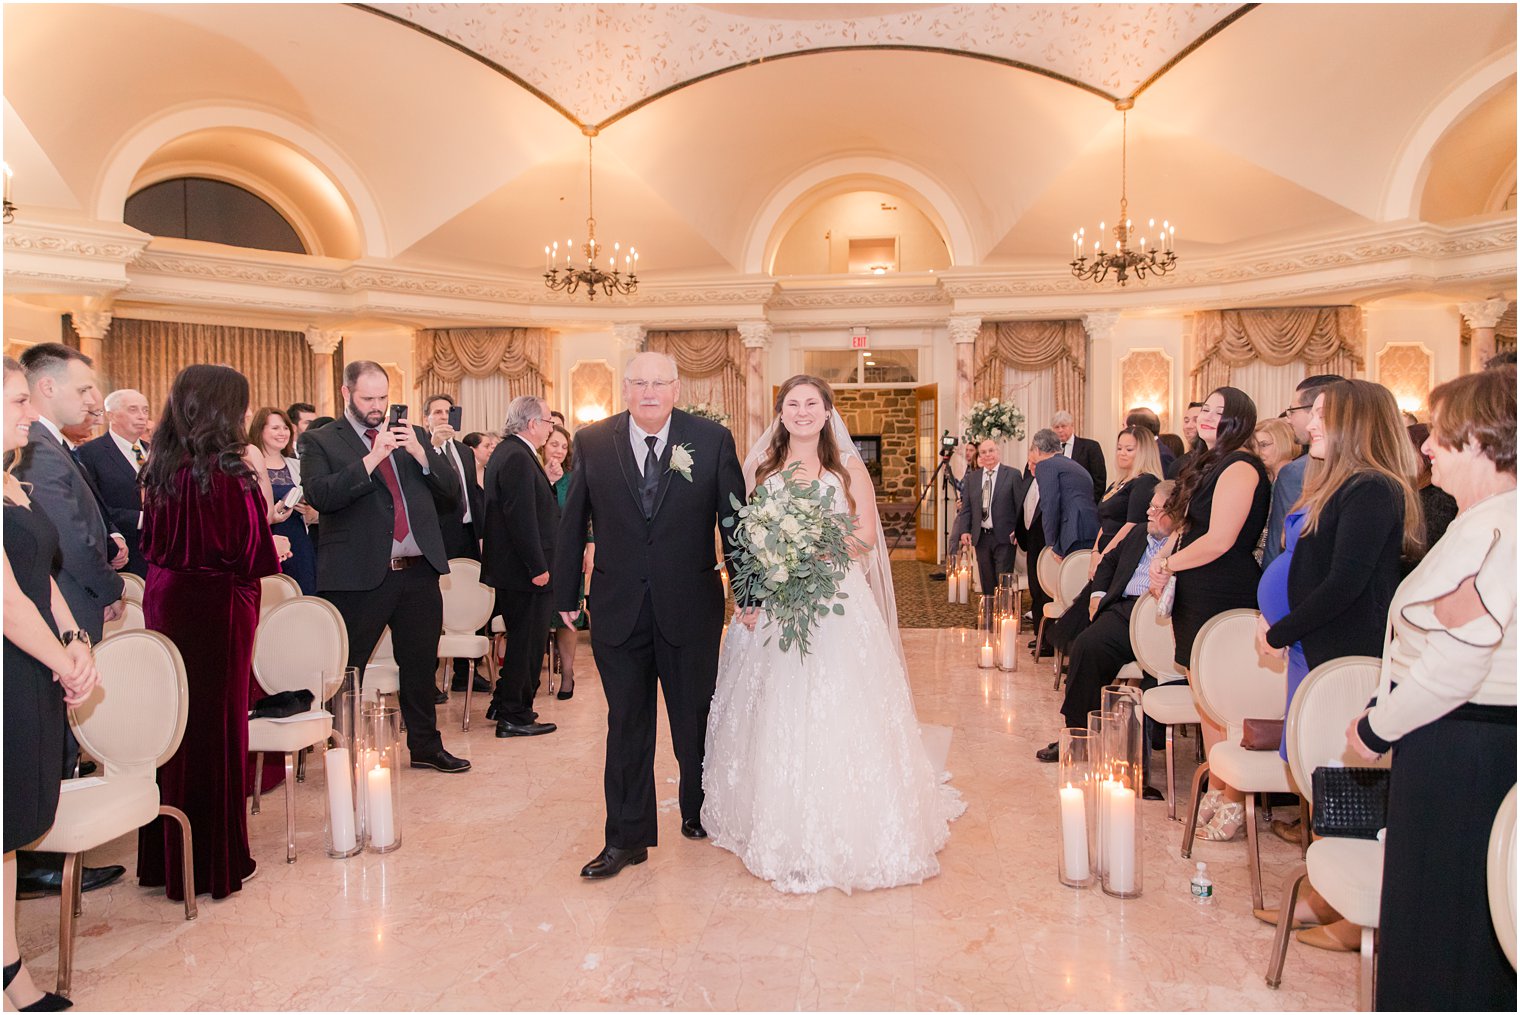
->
xmin=999 ymin=617 xmax=1018 ymax=669
xmin=1059 ymin=785 xmax=1090 ymax=881
xmin=366 ymin=764 xmax=395 ymax=849
xmin=1106 ymin=784 xmax=1137 ymax=893
xmin=957 ymin=569 xmax=970 ymax=604
xmin=979 ymin=642 xmax=995 ymax=668
xmin=324 ymin=747 xmax=356 ymax=853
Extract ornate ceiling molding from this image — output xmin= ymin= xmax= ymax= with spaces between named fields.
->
xmin=2 ymin=220 xmax=151 ymax=263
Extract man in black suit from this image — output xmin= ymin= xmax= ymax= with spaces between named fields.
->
xmin=480 ymin=395 xmax=559 ymax=738
xmin=949 ymin=439 xmax=1024 ymax=594
xmin=1051 ymin=410 xmax=1107 ymax=501
xmin=287 ymin=402 xmax=317 ymax=458
xmin=422 ymin=394 xmax=489 ymax=693
xmin=77 ymin=388 xmax=151 ymax=578
xmin=1036 ymin=482 xmax=1176 ymax=762
xmin=298 ymin=361 xmax=468 ymax=774
xmin=553 ymin=351 xmax=746 ymax=880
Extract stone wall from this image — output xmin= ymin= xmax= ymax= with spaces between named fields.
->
xmin=835 ymin=387 xmax=919 ymax=547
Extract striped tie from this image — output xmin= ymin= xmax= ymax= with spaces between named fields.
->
xmin=131 ymin=442 xmax=145 ymax=467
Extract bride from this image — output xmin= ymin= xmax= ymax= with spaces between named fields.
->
xmin=702 ymin=374 xmax=964 ymax=894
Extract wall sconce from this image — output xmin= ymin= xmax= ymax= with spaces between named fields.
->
xmin=575 ymin=403 xmax=608 ymax=424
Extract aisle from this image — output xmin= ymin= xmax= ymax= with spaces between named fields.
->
xmin=18 ymin=630 xmax=1356 ymax=1011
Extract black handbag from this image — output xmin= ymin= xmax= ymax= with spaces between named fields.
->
xmin=249 ymin=689 xmax=315 ymax=719
xmin=1310 ymin=766 xmax=1391 ymax=840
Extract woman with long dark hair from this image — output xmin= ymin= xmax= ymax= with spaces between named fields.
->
xmin=1149 ymin=385 xmax=1271 ymax=841
xmin=137 ymin=365 xmax=283 ymax=900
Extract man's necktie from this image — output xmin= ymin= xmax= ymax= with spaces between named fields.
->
xmin=131 ymin=442 xmax=145 ymax=468
xmin=641 ymin=435 xmax=661 ymax=518
xmin=365 ymin=429 xmax=411 ymax=543
xmin=981 ymin=470 xmax=993 ymax=526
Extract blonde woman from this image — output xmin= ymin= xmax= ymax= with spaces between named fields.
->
xmin=1252 ymin=417 xmax=1302 ymax=480
xmin=1087 ymin=426 xmax=1165 ymax=580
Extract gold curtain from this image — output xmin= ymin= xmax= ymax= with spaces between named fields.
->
xmin=972 ymin=320 xmax=1088 ymax=431
xmin=645 ymin=329 xmax=746 ymax=445
xmin=1191 ymin=307 xmax=1365 ymax=398
xmin=415 ymin=328 xmax=550 ymax=401
xmin=104 ymin=319 xmax=316 ymax=420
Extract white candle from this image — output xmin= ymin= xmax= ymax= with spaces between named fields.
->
xmin=1106 ymin=784 xmax=1137 ymax=893
xmin=366 ymin=764 xmax=395 ymax=849
xmin=324 ymin=747 xmax=356 ymax=853
xmin=999 ymin=617 xmax=1018 ymax=669
xmin=979 ymin=642 xmax=995 ymax=668
xmin=948 ymin=565 xmax=958 ymax=603
xmin=1059 ymin=785 xmax=1090 ymax=881
xmin=957 ymin=569 xmax=970 ymax=604
xmin=1095 ymin=778 xmax=1115 ymax=875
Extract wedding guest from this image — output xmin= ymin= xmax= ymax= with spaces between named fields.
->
xmin=1158 ymin=432 xmax=1185 ymax=463
xmin=1028 ymin=428 xmax=1099 ymax=559
xmin=1051 ymin=410 xmax=1107 ymax=501
xmin=286 ymin=402 xmax=317 ymax=457
xmin=3 ymin=355 xmax=100 ymax=1013
xmin=548 ymin=409 xmax=566 ymax=427
xmin=423 ymin=395 xmax=489 ymax=694
xmin=1252 ymin=417 xmax=1302 ymax=481
xmin=1484 ymin=349 xmax=1516 ymax=370
xmin=137 ymin=365 xmax=285 ymax=900
xmin=542 ymin=423 xmax=588 ymax=700
xmin=1264 ymin=375 xmax=1343 ymax=566
xmin=949 ymin=439 xmax=1023 ymax=594
xmin=462 ymin=431 xmax=500 ymax=490
xmin=1126 ymin=406 xmax=1173 ymax=473
xmin=1090 ymin=426 xmax=1164 ymax=579
xmin=307 ymin=415 xmax=334 ymax=431
xmin=1405 ymin=422 xmax=1457 ymax=554
xmin=1168 ymin=401 xmax=1206 ymax=478
xmin=249 ymin=407 xmax=317 ymax=595
xmin=77 ymin=388 xmax=152 ymax=578
xmin=1348 ymin=366 xmax=1516 ymax=1011
xmin=1151 ymin=386 xmax=1270 ymax=841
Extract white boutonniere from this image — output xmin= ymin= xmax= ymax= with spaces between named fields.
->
xmin=668 ymin=443 xmax=695 ymax=482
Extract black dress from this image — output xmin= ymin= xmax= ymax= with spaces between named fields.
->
xmin=3 ymin=499 xmax=68 ymax=852
xmin=1096 ymin=474 xmax=1160 ymax=552
xmin=1170 ymin=450 xmax=1270 ymax=669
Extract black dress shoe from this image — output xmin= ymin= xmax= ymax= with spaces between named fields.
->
xmin=495 ymin=720 xmax=557 ymax=738
xmin=4 ymin=961 xmax=71 ymax=1011
xmin=485 ymin=704 xmax=536 ymax=722
xmin=1034 ymin=742 xmax=1060 ymax=763
xmin=15 ymin=863 xmax=126 ymax=900
xmin=75 ymin=760 xmax=98 ymax=777
xmin=433 ymin=689 xmax=449 ymax=705
xmin=681 ymin=819 xmax=707 ymax=840
xmin=408 ymin=749 xmax=471 ymax=773
xmin=1035 ymin=646 xmax=1054 ymax=659
xmin=580 ymin=845 xmax=648 ymax=879
xmin=451 ymin=674 xmax=492 ymax=693
xmin=1142 ymin=785 xmax=1166 ymax=802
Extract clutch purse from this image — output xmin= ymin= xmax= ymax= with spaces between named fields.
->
xmin=1311 ymin=766 xmax=1391 ymax=840
xmin=1241 ymin=718 xmax=1284 ymax=751
xmin=1155 ymin=574 xmax=1178 ymax=618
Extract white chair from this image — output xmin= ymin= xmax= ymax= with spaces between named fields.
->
xmin=117 ymin=572 xmax=145 ymax=607
xmin=101 ymin=599 xmax=144 ymax=638
xmin=438 ymin=558 xmax=497 ymax=732
xmin=1265 ymin=656 xmax=1387 ymax=1010
xmin=1489 ymin=784 xmax=1517 ymax=971
xmin=1181 ymin=608 xmax=1292 ymax=911
xmin=31 ymin=629 xmax=196 ymax=998
xmin=1050 ymin=549 xmax=1093 ymax=686
xmin=1132 ymin=595 xmax=1202 ymax=820
xmin=247 ymin=596 xmax=347 ymax=863
xmin=259 ymin=573 xmax=302 ymax=617
xmin=1032 ymin=547 xmax=1060 ymax=661
xmin=362 ymin=627 xmax=400 ymax=701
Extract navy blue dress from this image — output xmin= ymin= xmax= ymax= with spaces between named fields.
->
xmin=268 ymin=463 xmax=316 ymax=595
xmin=1257 ymin=507 xmax=1309 ymax=761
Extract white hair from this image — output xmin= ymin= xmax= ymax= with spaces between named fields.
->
xmin=502 ymin=395 xmax=547 ymax=436
xmin=103 ymin=389 xmax=146 ymax=412
xmin=623 ymin=351 xmax=678 ymax=381
xmin=1051 ymin=410 xmax=1074 ymax=426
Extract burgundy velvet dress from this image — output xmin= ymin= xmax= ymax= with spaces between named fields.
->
xmin=137 ymin=464 xmax=278 ymax=901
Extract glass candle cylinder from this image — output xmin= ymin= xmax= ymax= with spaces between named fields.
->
xmin=1101 ymin=695 xmax=1144 ymax=899
xmin=976 ymin=594 xmax=997 ymax=668
xmin=957 ymin=556 xmax=971 ymax=604
xmin=1087 ymin=709 xmax=1116 ymax=879
xmin=323 ymin=681 xmax=364 ymax=858
xmin=995 ymin=588 xmax=1019 ymax=672
xmin=1057 ymin=728 xmax=1096 ymax=888
xmin=361 ymin=703 xmax=403 ymax=854
xmin=947 ymin=550 xmax=960 ymax=604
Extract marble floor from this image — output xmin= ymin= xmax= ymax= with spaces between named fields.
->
xmin=17 ymin=628 xmax=1356 ymax=1011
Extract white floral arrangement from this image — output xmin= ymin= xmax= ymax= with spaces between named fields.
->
xmin=963 ymin=398 xmax=1026 ymax=443
xmin=681 ymin=402 xmax=731 ymax=428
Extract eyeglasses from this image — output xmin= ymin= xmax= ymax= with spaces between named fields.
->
xmin=1285 ymin=404 xmax=1313 ymax=414
xmin=627 ymin=379 xmax=675 ymax=392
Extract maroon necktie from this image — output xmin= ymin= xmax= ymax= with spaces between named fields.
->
xmin=365 ymin=429 xmax=411 ymax=543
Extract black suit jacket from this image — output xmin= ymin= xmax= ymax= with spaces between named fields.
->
xmin=1090 ymin=522 xmax=1157 ymax=618
xmin=1014 ymin=462 xmax=1043 ymax=557
xmin=76 ymin=434 xmax=147 ymax=577
xmin=949 ymin=464 xmax=1024 ymax=547
xmin=480 ymin=435 xmax=560 ymax=592
xmin=1069 ymin=436 xmax=1108 ymax=501
xmin=430 ymin=438 xmax=484 ymax=559
xmin=298 ymin=418 xmax=459 ymax=592
xmin=1036 ymin=454 xmax=1101 ymax=557
xmin=551 ymin=410 xmax=745 ymax=647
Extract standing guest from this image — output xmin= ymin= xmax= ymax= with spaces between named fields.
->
xmin=1405 ymin=422 xmax=1458 ymax=554
xmin=1252 ymin=417 xmax=1302 ymax=481
xmin=1150 ymin=386 xmax=1271 ymax=841
xmin=1348 ymin=367 xmax=1516 ymax=1011
xmin=3 ymin=356 xmax=101 ymax=1013
xmin=462 ymin=431 xmax=500 ymax=490
xmin=307 ymin=415 xmax=334 ymax=431
xmin=1168 ymin=401 xmax=1207 ymax=478
xmin=542 ymin=423 xmax=588 ymax=700
xmin=300 ymin=362 xmax=467 ymax=773
xmin=77 ymin=388 xmax=152 ymax=578
xmin=1051 ymin=410 xmax=1107 ymax=501
xmin=423 ymin=395 xmax=489 ymax=694
xmin=137 ymin=365 xmax=286 ymax=900
xmin=1126 ymin=407 xmax=1173 ymax=474
xmin=1264 ymin=375 xmax=1344 ymax=566
xmin=1158 ymin=432 xmax=1185 ymax=463
xmin=1019 ymin=429 xmax=1098 ymax=657
xmin=949 ymin=439 xmax=1024 ymax=594
xmin=249 ymin=407 xmax=317 ymax=595
xmin=480 ymin=397 xmax=559 ymax=737
xmin=548 ymin=410 xmax=566 ymax=427
xmin=286 ymin=402 xmax=317 ymax=457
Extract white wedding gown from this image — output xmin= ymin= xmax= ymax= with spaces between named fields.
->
xmin=702 ymin=472 xmax=965 ymax=894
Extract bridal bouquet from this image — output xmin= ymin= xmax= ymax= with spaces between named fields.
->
xmin=963 ymin=398 xmax=1026 ymax=443
xmin=723 ymin=463 xmax=865 ymax=657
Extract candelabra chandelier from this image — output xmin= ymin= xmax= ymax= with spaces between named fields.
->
xmin=1069 ymin=102 xmax=1176 ymax=287
xmin=544 ymin=132 xmax=638 ymax=301
xmin=3 ymin=163 xmax=15 ymax=224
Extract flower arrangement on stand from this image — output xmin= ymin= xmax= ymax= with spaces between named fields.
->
xmin=962 ymin=398 xmax=1027 ymax=444
xmin=681 ymin=402 xmax=732 ymax=429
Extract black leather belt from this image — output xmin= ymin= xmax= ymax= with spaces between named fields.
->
xmin=389 ymin=556 xmax=422 ymax=571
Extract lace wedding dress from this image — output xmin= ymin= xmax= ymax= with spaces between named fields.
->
xmin=702 ymin=470 xmax=965 ymax=894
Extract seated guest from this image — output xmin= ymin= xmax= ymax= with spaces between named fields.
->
xmin=1125 ymin=406 xmax=1172 ymax=474
xmin=250 ymin=407 xmax=317 ymax=595
xmin=1157 ymin=432 xmax=1185 ymax=464
xmin=1090 ymin=427 xmax=1164 ymax=578
xmin=1265 ymin=375 xmax=1344 ymax=566
xmin=543 ymin=423 xmax=588 ymax=699
xmin=1037 ymin=482 xmax=1177 ymax=761
xmin=1252 ymin=417 xmax=1302 ymax=482
xmin=286 ymin=402 xmax=317 ymax=457
xmin=1051 ymin=410 xmax=1106 ymax=501
xmin=1405 ymin=422 xmax=1457 ymax=556
xmin=950 ymin=439 xmax=1024 ymax=594
xmin=77 ymin=388 xmax=152 ymax=578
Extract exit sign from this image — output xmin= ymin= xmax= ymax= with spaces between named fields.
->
xmin=850 ymin=328 xmax=869 ymax=349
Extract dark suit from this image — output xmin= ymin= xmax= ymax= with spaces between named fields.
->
xmin=76 ymin=433 xmax=148 ymax=578
xmin=14 ymin=422 xmax=124 ymax=641
xmin=1059 ymin=524 xmax=1159 ymax=728
xmin=1036 ymin=454 xmax=1100 ymax=557
xmin=552 ymin=410 xmax=746 ymax=849
xmin=298 ymin=417 xmax=459 ymax=755
xmin=1067 ymin=435 xmax=1108 ymax=502
xmin=1014 ymin=462 xmax=1051 ymax=650
xmin=480 ymin=435 xmax=560 ymax=725
xmin=431 ymin=438 xmax=483 ymax=561
xmin=949 ymin=463 xmax=1024 ymax=594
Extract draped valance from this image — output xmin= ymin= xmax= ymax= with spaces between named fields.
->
xmin=415 ymin=328 xmax=550 ymax=402
xmin=645 ymin=329 xmax=746 ymax=443
xmin=1191 ymin=307 xmax=1364 ymax=398
xmin=973 ymin=320 xmax=1088 ymax=431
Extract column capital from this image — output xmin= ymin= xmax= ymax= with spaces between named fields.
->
xmin=736 ymin=320 xmax=773 ymax=349
xmin=612 ymin=323 xmax=647 ymax=352
xmin=71 ymin=310 xmax=112 ymax=342
xmin=1081 ymin=311 xmax=1122 ymax=343
xmin=1458 ymin=298 xmax=1510 ymax=330
xmin=304 ymin=327 xmax=343 ymax=355
xmin=947 ymin=315 xmax=982 ymax=345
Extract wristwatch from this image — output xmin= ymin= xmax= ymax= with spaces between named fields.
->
xmin=60 ymin=629 xmax=92 ymax=651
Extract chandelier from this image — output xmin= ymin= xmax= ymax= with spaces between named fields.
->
xmin=1069 ymin=102 xmax=1176 ymax=286
xmin=544 ymin=132 xmax=638 ymax=300
xmin=3 ymin=163 xmax=14 ymax=224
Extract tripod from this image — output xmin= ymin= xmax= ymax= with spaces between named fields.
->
xmin=888 ymin=448 xmax=959 ymax=565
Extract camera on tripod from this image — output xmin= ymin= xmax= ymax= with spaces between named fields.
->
xmin=939 ymin=431 xmax=959 ymax=459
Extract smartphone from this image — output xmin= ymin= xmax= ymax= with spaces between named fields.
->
xmin=386 ymin=404 xmax=408 ymax=428
xmin=281 ymin=485 xmax=304 ymax=510
xmin=447 ymin=405 xmax=463 ymax=431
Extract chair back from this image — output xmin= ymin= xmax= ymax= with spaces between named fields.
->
xmin=253 ymin=596 xmax=349 ymax=699
xmin=71 ymin=630 xmax=188 ymax=779
xmin=440 ymin=557 xmax=494 ymax=634
xmin=1189 ymin=608 xmax=1286 ymax=737
xmin=102 ymin=600 xmax=145 ymax=638
xmin=1129 ymin=595 xmax=1186 ymax=684
xmin=118 ymin=572 xmax=145 ymax=607
xmin=1036 ymin=547 xmax=1060 ymax=598
xmin=1056 ymin=551 xmax=1092 ymax=608
xmin=259 ymin=573 xmax=302 ymax=616
xmin=370 ymin=627 xmax=395 ymax=666
xmin=1490 ymin=784 xmax=1518 ymax=970
xmin=1284 ymin=657 xmax=1390 ymax=799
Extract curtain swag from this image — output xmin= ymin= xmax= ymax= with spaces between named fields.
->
xmin=416 ymin=328 xmax=550 ymax=402
xmin=645 ymin=329 xmax=746 ymax=442
xmin=1191 ymin=307 xmax=1365 ymax=398
xmin=973 ymin=320 xmax=1088 ymax=431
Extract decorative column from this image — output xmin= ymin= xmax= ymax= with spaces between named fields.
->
xmin=305 ymin=327 xmax=343 ymax=417
xmin=1459 ymin=298 xmax=1509 ymax=373
xmin=736 ymin=320 xmax=773 ymax=450
xmin=71 ymin=310 xmax=112 ymax=365
xmin=1081 ymin=311 xmax=1122 ymax=436
xmin=947 ymin=315 xmax=982 ymax=438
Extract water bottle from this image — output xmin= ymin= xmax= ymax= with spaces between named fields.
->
xmin=1190 ymin=861 xmax=1214 ymax=904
